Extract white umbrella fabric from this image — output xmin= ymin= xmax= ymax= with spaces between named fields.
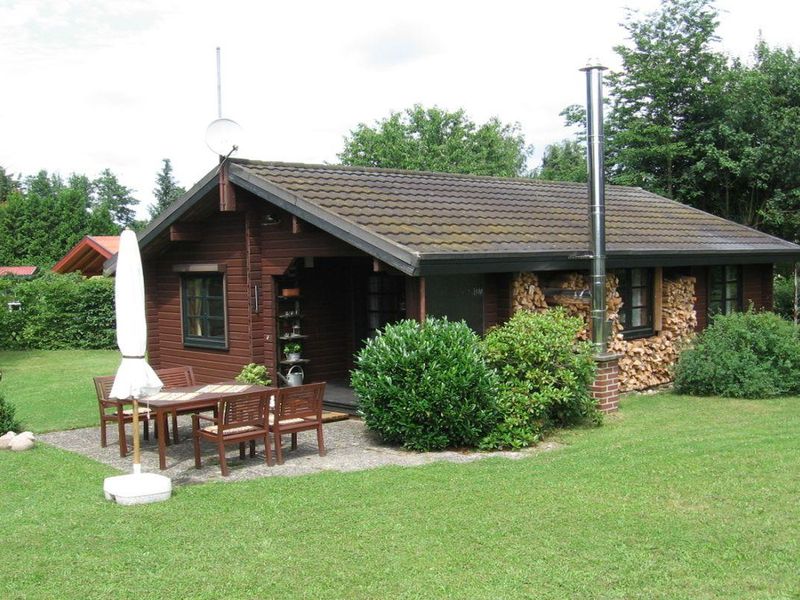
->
xmin=110 ymin=229 xmax=162 ymax=404
xmin=103 ymin=229 xmax=170 ymax=505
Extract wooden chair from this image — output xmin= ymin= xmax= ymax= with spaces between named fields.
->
xmin=192 ymin=390 xmax=273 ymax=476
xmin=93 ymin=375 xmax=151 ymax=458
xmin=154 ymin=366 xmax=196 ymax=444
xmin=270 ymin=382 xmax=327 ymax=465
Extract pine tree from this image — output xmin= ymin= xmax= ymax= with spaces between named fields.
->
xmin=149 ymin=158 xmax=185 ymax=219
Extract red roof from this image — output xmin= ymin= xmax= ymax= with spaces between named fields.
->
xmin=0 ymin=266 xmax=38 ymax=276
xmin=52 ymin=235 xmax=120 ymax=276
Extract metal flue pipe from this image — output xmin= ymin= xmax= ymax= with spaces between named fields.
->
xmin=581 ymin=61 xmax=608 ymax=355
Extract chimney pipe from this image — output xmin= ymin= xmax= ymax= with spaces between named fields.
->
xmin=581 ymin=61 xmax=608 ymax=355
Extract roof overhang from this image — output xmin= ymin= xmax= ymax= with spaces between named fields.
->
xmin=415 ymin=248 xmax=800 ymax=275
xmin=229 ymin=163 xmax=421 ymax=275
xmin=103 ymin=167 xmax=221 ymax=275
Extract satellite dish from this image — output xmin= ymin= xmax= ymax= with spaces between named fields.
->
xmin=205 ymin=117 xmax=243 ymax=157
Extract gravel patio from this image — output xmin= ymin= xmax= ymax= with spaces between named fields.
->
xmin=40 ymin=416 xmax=561 ymax=485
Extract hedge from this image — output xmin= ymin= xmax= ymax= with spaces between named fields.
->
xmin=0 ymin=272 xmax=116 ymax=350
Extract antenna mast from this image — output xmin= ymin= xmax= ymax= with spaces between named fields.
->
xmin=216 ymin=46 xmax=222 ymax=119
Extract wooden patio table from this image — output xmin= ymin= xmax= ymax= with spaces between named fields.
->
xmin=142 ymin=383 xmax=276 ymax=470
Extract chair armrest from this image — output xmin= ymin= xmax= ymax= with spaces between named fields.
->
xmin=195 ymin=413 xmax=218 ymax=424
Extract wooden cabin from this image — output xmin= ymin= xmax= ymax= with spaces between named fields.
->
xmin=117 ymin=160 xmax=800 ymax=411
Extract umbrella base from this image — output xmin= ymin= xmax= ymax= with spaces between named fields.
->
xmin=103 ymin=472 xmax=172 ymax=505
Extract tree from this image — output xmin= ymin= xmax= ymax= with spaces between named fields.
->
xmin=605 ymin=0 xmax=724 ymax=199
xmin=0 ymin=169 xmax=122 ymax=268
xmin=339 ymin=105 xmax=532 ymax=177
xmin=0 ymin=167 xmax=19 ymax=203
xmin=532 ymin=140 xmax=587 ymax=182
xmin=556 ymin=0 xmax=800 ymax=240
xmin=149 ymin=158 xmax=185 ymax=219
xmin=92 ymin=169 xmax=139 ymax=228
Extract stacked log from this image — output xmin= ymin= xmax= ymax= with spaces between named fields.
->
xmin=510 ymin=271 xmax=696 ymax=391
xmin=608 ymin=276 xmax=696 ymax=391
xmin=511 ymin=272 xmax=547 ymax=312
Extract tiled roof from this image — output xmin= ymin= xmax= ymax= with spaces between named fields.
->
xmin=52 ymin=235 xmax=120 ymax=276
xmin=88 ymin=236 xmax=120 ymax=254
xmin=231 ymin=160 xmax=800 ymax=257
xmin=0 ymin=266 xmax=38 ymax=276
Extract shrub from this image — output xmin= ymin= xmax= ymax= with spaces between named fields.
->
xmin=773 ymin=274 xmax=794 ymax=321
xmin=481 ymin=309 xmax=598 ymax=450
xmin=0 ymin=393 xmax=21 ymax=435
xmin=0 ymin=272 xmax=115 ymax=350
xmin=235 ymin=363 xmax=272 ymax=387
xmin=674 ymin=310 xmax=800 ymax=398
xmin=351 ymin=317 xmax=499 ymax=451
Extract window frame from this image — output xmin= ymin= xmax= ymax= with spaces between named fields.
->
xmin=707 ymin=265 xmax=742 ymax=317
xmin=180 ymin=272 xmax=229 ymax=350
xmin=615 ymin=267 xmax=655 ymax=340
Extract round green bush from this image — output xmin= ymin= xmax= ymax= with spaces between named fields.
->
xmin=351 ymin=317 xmax=499 ymax=451
xmin=481 ymin=308 xmax=598 ymax=450
xmin=674 ymin=310 xmax=800 ymax=398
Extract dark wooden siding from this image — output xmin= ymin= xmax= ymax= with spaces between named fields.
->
xmin=144 ymin=210 xmax=254 ymax=383
xmin=691 ymin=266 xmax=708 ymax=331
xmin=743 ymin=263 xmax=773 ymax=310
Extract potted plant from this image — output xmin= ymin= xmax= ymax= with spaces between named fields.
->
xmin=284 ymin=342 xmax=302 ymax=361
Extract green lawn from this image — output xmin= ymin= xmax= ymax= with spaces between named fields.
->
xmin=0 ymin=350 xmax=798 ymax=599
xmin=0 ymin=350 xmax=118 ymax=432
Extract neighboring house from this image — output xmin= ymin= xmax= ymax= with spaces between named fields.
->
xmin=122 ymin=160 xmax=800 ymax=411
xmin=0 ymin=266 xmax=38 ymax=276
xmin=53 ymin=236 xmax=120 ymax=276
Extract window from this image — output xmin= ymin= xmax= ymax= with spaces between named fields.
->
xmin=367 ymin=274 xmax=406 ymax=338
xmin=616 ymin=268 xmax=653 ymax=339
xmin=181 ymin=273 xmax=227 ymax=349
xmin=708 ymin=265 xmax=741 ymax=316
xmin=425 ymin=274 xmax=485 ymax=334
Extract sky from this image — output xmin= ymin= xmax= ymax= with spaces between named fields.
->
xmin=1 ymin=0 xmax=798 ymax=218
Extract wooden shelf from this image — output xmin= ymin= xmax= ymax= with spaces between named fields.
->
xmin=277 ymin=313 xmax=303 ymax=320
xmin=277 ymin=295 xmax=302 ymax=301
xmin=279 ymin=334 xmax=308 ymax=340
xmin=280 ymin=358 xmax=310 ymax=366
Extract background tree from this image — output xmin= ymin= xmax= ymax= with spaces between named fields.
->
xmin=0 ymin=168 xmax=126 ymax=267
xmin=555 ymin=0 xmax=800 ymax=240
xmin=339 ymin=105 xmax=532 ymax=177
xmin=0 ymin=167 xmax=20 ymax=203
xmin=149 ymin=158 xmax=185 ymax=219
xmin=92 ymin=169 xmax=139 ymax=229
xmin=532 ymin=140 xmax=587 ymax=182
xmin=605 ymin=0 xmax=724 ymax=200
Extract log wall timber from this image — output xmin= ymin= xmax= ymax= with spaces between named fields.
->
xmin=144 ymin=210 xmax=254 ymax=383
xmin=511 ymin=270 xmax=696 ymax=392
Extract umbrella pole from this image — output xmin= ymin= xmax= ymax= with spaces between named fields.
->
xmin=132 ymin=398 xmax=141 ymax=474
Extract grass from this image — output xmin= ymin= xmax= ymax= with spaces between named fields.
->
xmin=1 ymin=355 xmax=799 ymax=599
xmin=0 ymin=350 xmax=118 ymax=432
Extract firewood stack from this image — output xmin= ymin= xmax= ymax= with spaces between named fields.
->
xmin=609 ymin=276 xmax=696 ymax=391
xmin=511 ymin=272 xmax=548 ymax=312
xmin=510 ymin=272 xmax=696 ymax=391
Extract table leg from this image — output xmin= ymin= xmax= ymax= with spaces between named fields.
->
xmin=158 ymin=409 xmax=168 ymax=470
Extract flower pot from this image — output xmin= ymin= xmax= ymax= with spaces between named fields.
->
xmin=281 ymin=288 xmax=300 ymax=297
xmin=286 ymin=352 xmax=301 ymax=361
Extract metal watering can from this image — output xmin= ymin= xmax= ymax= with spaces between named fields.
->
xmin=278 ymin=366 xmax=304 ymax=387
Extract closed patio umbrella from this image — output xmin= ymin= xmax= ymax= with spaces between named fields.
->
xmin=103 ymin=229 xmax=171 ymax=504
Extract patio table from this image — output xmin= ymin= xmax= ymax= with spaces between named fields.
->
xmin=142 ymin=383 xmax=276 ymax=470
